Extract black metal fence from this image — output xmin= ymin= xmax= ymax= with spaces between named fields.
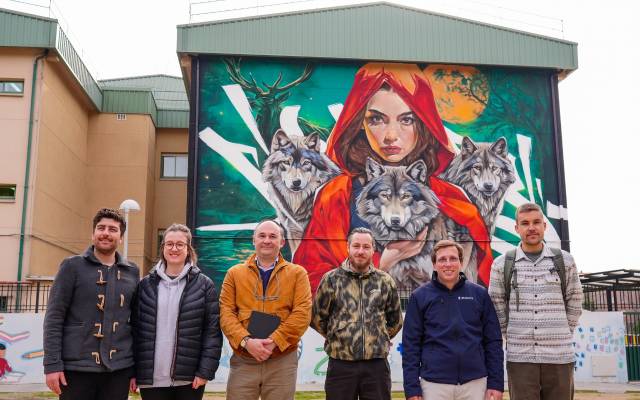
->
xmin=583 ymin=286 xmax=640 ymax=312
xmin=0 ymin=281 xmax=52 ymax=313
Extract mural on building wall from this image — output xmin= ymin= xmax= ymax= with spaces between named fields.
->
xmin=573 ymin=311 xmax=627 ymax=382
xmin=2 ymin=312 xmax=623 ymax=386
xmin=193 ymin=56 xmax=564 ymax=296
xmin=212 ymin=311 xmax=627 ymax=385
xmin=0 ymin=314 xmax=43 ymax=384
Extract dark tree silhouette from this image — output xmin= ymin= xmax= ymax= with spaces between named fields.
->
xmin=223 ymin=58 xmax=314 ymax=147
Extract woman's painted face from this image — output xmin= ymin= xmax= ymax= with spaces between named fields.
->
xmin=364 ymin=89 xmax=418 ymax=163
xmin=163 ymin=231 xmax=189 ymax=266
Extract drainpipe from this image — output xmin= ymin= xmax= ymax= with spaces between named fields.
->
xmin=16 ymin=49 xmax=49 ymax=283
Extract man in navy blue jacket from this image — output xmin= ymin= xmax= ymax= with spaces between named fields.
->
xmin=402 ymin=240 xmax=504 ymax=400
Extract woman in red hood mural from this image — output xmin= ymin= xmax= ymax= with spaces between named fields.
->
xmin=293 ymin=63 xmax=493 ymax=292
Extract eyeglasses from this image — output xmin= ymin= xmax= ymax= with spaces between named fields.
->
xmin=436 ymin=256 xmax=461 ymax=265
xmin=164 ymin=242 xmax=187 ymax=250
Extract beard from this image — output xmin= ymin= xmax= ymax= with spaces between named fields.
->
xmin=94 ymin=238 xmax=118 ymax=255
xmin=349 ymin=255 xmax=372 ymax=271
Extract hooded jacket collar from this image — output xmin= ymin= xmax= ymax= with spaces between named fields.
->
xmin=154 ymin=261 xmax=192 ymax=284
xmin=149 ymin=261 xmax=200 ymax=282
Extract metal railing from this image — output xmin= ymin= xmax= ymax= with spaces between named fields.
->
xmin=0 ymin=281 xmax=52 ymax=313
xmin=625 ymin=312 xmax=640 ymax=381
xmin=583 ymin=286 xmax=640 ymax=312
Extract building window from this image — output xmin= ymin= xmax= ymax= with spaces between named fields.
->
xmin=0 ymin=80 xmax=24 ymax=95
xmin=0 ymin=184 xmax=16 ymax=201
xmin=161 ymin=154 xmax=188 ymax=179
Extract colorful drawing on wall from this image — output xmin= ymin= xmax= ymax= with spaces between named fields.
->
xmin=573 ymin=311 xmax=627 ymax=383
xmin=0 ymin=314 xmax=43 ymax=384
xmin=21 ymin=350 xmax=44 ymax=360
xmin=0 ymin=330 xmax=30 ymax=343
xmin=0 ymin=343 xmax=12 ymax=378
xmin=0 ymin=311 xmax=621 ymax=386
xmin=193 ymin=57 xmax=564 ymax=297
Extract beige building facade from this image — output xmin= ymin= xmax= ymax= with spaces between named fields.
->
xmin=0 ymin=9 xmax=189 ymax=281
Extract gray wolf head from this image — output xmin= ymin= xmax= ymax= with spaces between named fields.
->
xmin=263 ymin=129 xmax=338 ymax=195
xmin=356 ymin=158 xmax=440 ymax=243
xmin=446 ymin=136 xmax=515 ymax=198
xmin=262 ymin=129 xmax=339 ymax=211
xmin=442 ymin=136 xmax=516 ymax=234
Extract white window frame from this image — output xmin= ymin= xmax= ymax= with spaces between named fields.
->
xmin=161 ymin=153 xmax=188 ymax=179
xmin=0 ymin=80 xmax=25 ymax=96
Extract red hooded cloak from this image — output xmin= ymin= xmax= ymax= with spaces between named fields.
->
xmin=293 ymin=63 xmax=493 ymax=291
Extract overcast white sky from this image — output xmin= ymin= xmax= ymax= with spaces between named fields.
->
xmin=3 ymin=0 xmax=639 ymax=273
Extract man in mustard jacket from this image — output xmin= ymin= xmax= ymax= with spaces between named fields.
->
xmin=220 ymin=220 xmax=312 ymax=400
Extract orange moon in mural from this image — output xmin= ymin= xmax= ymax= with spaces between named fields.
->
xmin=423 ymin=65 xmax=489 ymax=124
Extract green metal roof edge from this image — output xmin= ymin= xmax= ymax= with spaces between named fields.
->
xmin=54 ymin=27 xmax=102 ymax=109
xmin=99 ymin=74 xmax=184 ymax=83
xmin=177 ymin=2 xmax=577 ymax=46
xmin=0 ymin=8 xmax=102 ymax=109
xmin=101 ymin=88 xmax=190 ymax=128
xmin=158 ymin=109 xmax=189 ymax=128
xmin=101 ymin=88 xmax=158 ymax=126
xmin=177 ymin=1 xmax=578 ymax=71
xmin=0 ymin=7 xmax=57 ymax=48
xmin=0 ymin=8 xmax=189 ymax=128
xmin=98 ymin=75 xmax=189 ymax=128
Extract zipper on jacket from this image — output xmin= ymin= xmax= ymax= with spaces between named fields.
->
xmin=258 ymin=262 xmax=281 ymax=313
xmin=360 ymin=276 xmax=365 ymax=360
xmin=453 ymin=291 xmax=462 ymax=384
xmin=149 ymin=274 xmax=160 ymax=384
xmin=250 ymin=266 xmax=266 ymax=313
xmin=170 ymin=271 xmax=192 ymax=381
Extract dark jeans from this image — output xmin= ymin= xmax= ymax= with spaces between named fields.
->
xmin=140 ymin=385 xmax=205 ymax=400
xmin=325 ymin=358 xmax=391 ymax=400
xmin=507 ymin=361 xmax=575 ymax=400
xmin=60 ymin=367 xmax=132 ymax=400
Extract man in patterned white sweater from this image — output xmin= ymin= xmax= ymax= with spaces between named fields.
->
xmin=488 ymin=202 xmax=583 ymax=400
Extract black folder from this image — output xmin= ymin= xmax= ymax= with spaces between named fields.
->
xmin=247 ymin=311 xmax=281 ymax=339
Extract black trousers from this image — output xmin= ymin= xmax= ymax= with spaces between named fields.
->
xmin=325 ymin=358 xmax=391 ymax=400
xmin=140 ymin=385 xmax=205 ymax=400
xmin=60 ymin=367 xmax=132 ymax=400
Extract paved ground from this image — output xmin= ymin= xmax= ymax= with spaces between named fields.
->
xmin=0 ymin=392 xmax=638 ymax=399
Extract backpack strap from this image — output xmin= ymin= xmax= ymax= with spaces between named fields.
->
xmin=503 ymin=249 xmax=517 ymax=325
xmin=549 ymin=247 xmax=568 ymax=313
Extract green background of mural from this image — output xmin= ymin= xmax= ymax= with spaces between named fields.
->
xmin=193 ymin=56 xmax=559 ymax=286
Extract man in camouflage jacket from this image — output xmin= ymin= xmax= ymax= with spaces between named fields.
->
xmin=311 ymin=227 xmax=402 ymax=400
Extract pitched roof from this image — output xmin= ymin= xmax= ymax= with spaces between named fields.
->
xmin=0 ymin=8 xmax=188 ymax=128
xmin=100 ymin=75 xmax=189 ymax=111
xmin=177 ymin=1 xmax=577 ymax=72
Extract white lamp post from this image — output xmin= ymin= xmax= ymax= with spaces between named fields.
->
xmin=119 ymin=199 xmax=140 ymax=260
